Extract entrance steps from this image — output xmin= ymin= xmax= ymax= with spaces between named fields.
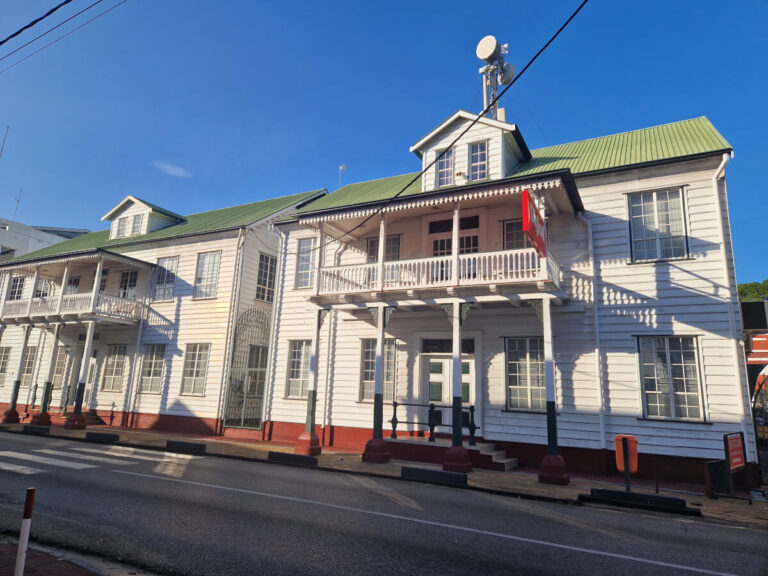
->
xmin=384 ymin=437 xmax=518 ymax=471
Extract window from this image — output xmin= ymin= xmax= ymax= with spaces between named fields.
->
xmin=360 ymin=338 xmax=397 ymax=402
xmin=638 ymin=336 xmax=702 ymax=420
xmin=505 ymin=338 xmax=545 ymax=410
xmin=52 ymin=346 xmax=69 ymax=389
xmin=295 ymin=238 xmax=316 ymax=289
xmin=131 ymin=214 xmax=144 ymax=235
xmin=65 ymin=277 xmax=80 ymax=295
xmin=33 ymin=279 xmax=52 ymax=298
xmin=459 ymin=235 xmax=478 ymax=254
xmin=8 ymin=276 xmax=24 ymax=301
xmin=118 ymin=270 xmax=138 ymax=299
xmin=99 ymin=269 xmax=109 ymax=294
xmin=286 ymin=340 xmax=311 ymax=397
xmin=0 ymin=347 xmax=10 ymax=386
xmin=255 ymin=253 xmax=277 ymax=302
xmin=628 ymin=188 xmax=687 ymax=261
xmin=247 ymin=345 xmax=268 ymax=396
xmin=436 ymin=148 xmax=454 ymax=187
xmin=20 ymin=346 xmax=37 ymax=387
xmin=102 ymin=344 xmax=127 ymax=391
xmin=194 ymin=251 xmax=221 ymax=299
xmin=428 ymin=215 xmax=479 ymax=234
xmin=503 ymin=220 xmax=529 ymax=250
xmin=153 ymin=257 xmax=178 ymax=301
xmin=181 ymin=343 xmax=209 ymax=395
xmin=140 ymin=344 xmax=166 ymax=393
xmin=116 ymin=217 xmax=129 ymax=238
xmin=469 ymin=141 xmax=488 ymax=181
xmin=366 ymin=235 xmax=401 ymax=263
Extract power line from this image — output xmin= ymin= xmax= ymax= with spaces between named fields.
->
xmin=0 ymin=0 xmax=130 ymax=77
xmin=0 ymin=0 xmax=73 ymax=48
xmin=0 ymin=0 xmax=107 ymax=65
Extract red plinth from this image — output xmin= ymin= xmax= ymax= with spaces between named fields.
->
xmin=443 ymin=445 xmax=473 ymax=473
xmin=64 ymin=414 xmax=87 ymax=430
xmin=30 ymin=412 xmax=51 ymax=426
xmin=538 ymin=453 xmax=570 ymax=485
xmin=2 ymin=409 xmax=20 ymax=424
xmin=295 ymin=431 xmax=321 ymax=456
xmin=362 ymin=438 xmax=390 ymax=463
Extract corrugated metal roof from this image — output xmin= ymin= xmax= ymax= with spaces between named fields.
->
xmin=4 ymin=189 xmax=324 ymax=265
xmin=295 ymin=116 xmax=731 ymax=215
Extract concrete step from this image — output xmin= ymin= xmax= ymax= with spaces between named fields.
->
xmin=495 ymin=457 xmax=519 ymax=471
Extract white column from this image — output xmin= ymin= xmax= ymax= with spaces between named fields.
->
xmin=90 ymin=256 xmax=104 ymax=313
xmin=313 ymin=225 xmax=324 ymax=296
xmin=373 ymin=305 xmax=385 ymax=438
xmin=542 ymin=296 xmax=558 ymax=454
xmin=0 ymin=272 xmax=11 ymax=317
xmin=57 ymin=262 xmax=70 ymax=314
xmin=71 ymin=321 xmax=96 ymax=418
xmin=452 ymin=203 xmax=460 ymax=284
xmin=25 ymin=267 xmax=39 ymax=316
xmin=451 ymin=300 xmax=462 ymax=446
xmin=377 ymin=214 xmax=386 ymax=291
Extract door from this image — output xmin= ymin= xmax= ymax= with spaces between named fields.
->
xmin=422 ymin=354 xmax=474 ymax=428
xmin=118 ymin=270 xmax=138 ymax=299
xmin=224 ymin=345 xmax=268 ymax=428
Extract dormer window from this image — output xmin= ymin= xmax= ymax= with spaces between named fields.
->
xmin=116 ymin=217 xmax=129 ymax=238
xmin=436 ymin=148 xmax=454 ymax=187
xmin=104 ymin=195 xmax=185 ymax=240
xmin=131 ymin=214 xmax=144 ymax=235
xmin=469 ymin=141 xmax=488 ymax=181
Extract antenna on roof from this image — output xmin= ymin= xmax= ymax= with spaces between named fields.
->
xmin=13 ymin=187 xmax=21 ymax=221
xmin=476 ymin=36 xmax=514 ymax=120
xmin=339 ymin=163 xmax=347 ymax=187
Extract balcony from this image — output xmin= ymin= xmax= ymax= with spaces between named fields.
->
xmin=317 ymin=248 xmax=561 ymax=297
xmin=1 ymin=293 xmax=143 ymax=325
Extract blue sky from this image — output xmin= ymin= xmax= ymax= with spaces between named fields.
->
xmin=0 ymin=1 xmax=765 ymax=282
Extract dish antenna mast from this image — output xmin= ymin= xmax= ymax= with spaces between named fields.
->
xmin=476 ymin=36 xmax=515 ymax=120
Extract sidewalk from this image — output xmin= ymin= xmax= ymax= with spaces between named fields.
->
xmin=2 ymin=422 xmax=767 ymax=530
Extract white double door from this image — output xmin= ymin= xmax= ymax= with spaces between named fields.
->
xmin=422 ymin=354 xmax=475 ymax=428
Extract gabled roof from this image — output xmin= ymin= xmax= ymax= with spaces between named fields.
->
xmin=4 ymin=189 xmax=325 ymax=266
xmin=294 ymin=116 xmax=731 ymax=216
xmin=410 ymin=110 xmax=522 ymax=154
xmin=101 ymin=195 xmax=185 ymax=222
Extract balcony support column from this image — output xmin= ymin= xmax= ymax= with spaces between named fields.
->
xmin=65 ymin=320 xmax=95 ymax=430
xmin=31 ymin=324 xmax=62 ymax=427
xmin=26 ymin=267 xmax=40 ymax=316
xmin=452 ymin=203 xmax=460 ymax=285
xmin=0 ymin=272 xmax=11 ymax=317
xmin=295 ymin=308 xmax=326 ymax=456
xmin=443 ymin=300 xmax=472 ymax=473
xmin=57 ymin=262 xmax=71 ymax=314
xmin=377 ymin=214 xmax=386 ymax=291
xmin=313 ymin=224 xmax=324 ymax=296
xmin=363 ymin=304 xmax=392 ymax=463
xmin=3 ymin=325 xmax=31 ymax=423
xmin=90 ymin=256 xmax=104 ymax=313
xmin=538 ymin=296 xmax=569 ymax=485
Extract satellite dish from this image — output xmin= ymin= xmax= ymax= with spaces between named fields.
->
xmin=476 ymin=35 xmax=501 ymax=64
xmin=499 ymin=62 xmax=516 ymax=85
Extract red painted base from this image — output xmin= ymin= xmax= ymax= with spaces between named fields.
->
xmin=295 ymin=431 xmax=322 ymax=456
xmin=64 ymin=415 xmax=87 ymax=430
xmin=2 ymin=409 xmax=20 ymax=424
xmin=30 ymin=412 xmax=51 ymax=426
xmin=362 ymin=438 xmax=390 ymax=463
xmin=538 ymin=453 xmax=570 ymax=485
xmin=443 ymin=445 xmax=473 ymax=473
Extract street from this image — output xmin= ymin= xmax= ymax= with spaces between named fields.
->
xmin=0 ymin=432 xmax=765 ymax=576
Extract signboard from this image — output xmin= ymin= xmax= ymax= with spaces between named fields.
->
xmin=522 ymin=189 xmax=547 ymax=257
xmin=723 ymin=432 xmax=746 ymax=473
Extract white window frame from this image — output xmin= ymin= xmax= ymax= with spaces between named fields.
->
xmin=140 ymin=343 xmax=166 ymax=393
xmin=52 ymin=345 xmax=69 ymax=389
xmin=366 ymin=235 xmax=401 ymax=263
xmin=181 ymin=343 xmax=210 ymax=395
xmin=131 ymin=213 xmax=144 ymax=235
xmin=193 ymin=251 xmax=222 ymax=299
xmin=286 ymin=340 xmax=311 ymax=398
xmin=0 ymin=346 xmax=10 ymax=386
xmin=435 ymin=148 xmax=454 ymax=188
xmin=8 ymin=276 xmax=25 ymax=301
xmin=468 ymin=141 xmax=488 ymax=181
xmin=627 ymin=188 xmax=688 ymax=262
xmin=118 ymin=270 xmax=138 ymax=299
xmin=294 ymin=237 xmax=316 ymax=289
xmin=359 ymin=338 xmax=397 ymax=402
xmin=33 ymin=279 xmax=53 ymax=299
xmin=637 ymin=335 xmax=704 ymax=421
xmin=255 ymin=252 xmax=277 ymax=303
xmin=502 ymin=219 xmax=530 ymax=250
xmin=153 ymin=256 xmax=179 ymax=301
xmin=116 ymin=217 xmax=129 ymax=238
xmin=20 ymin=346 xmax=37 ymax=387
xmin=64 ymin=276 xmax=80 ymax=295
xmin=504 ymin=337 xmax=545 ymax=411
xmin=102 ymin=344 xmax=127 ymax=392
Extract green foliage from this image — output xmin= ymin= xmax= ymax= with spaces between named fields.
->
xmin=738 ymin=279 xmax=768 ymax=302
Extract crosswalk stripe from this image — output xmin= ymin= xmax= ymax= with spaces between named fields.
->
xmin=70 ymin=446 xmax=201 ymax=461
xmin=0 ymin=461 xmax=42 ymax=475
xmin=0 ymin=451 xmax=97 ymax=469
xmin=35 ymin=449 xmax=137 ymax=465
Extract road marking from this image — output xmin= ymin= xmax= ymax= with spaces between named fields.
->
xmin=114 ymin=470 xmax=737 ymax=576
xmin=0 ymin=451 xmax=96 ymax=469
xmin=71 ymin=446 xmax=200 ymax=461
xmin=0 ymin=461 xmax=42 ymax=475
xmin=35 ymin=449 xmax=137 ymax=465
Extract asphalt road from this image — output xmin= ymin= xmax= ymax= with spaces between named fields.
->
xmin=0 ymin=432 xmax=765 ymax=576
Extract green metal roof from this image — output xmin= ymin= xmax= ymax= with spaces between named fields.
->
xmin=131 ymin=196 xmax=185 ymax=221
xmin=294 ymin=116 xmax=731 ymax=216
xmin=5 ymin=189 xmax=324 ymax=265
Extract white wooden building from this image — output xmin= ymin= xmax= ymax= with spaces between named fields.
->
xmin=265 ymin=112 xmax=757 ymax=485
xmin=0 ymin=191 xmax=323 ymax=434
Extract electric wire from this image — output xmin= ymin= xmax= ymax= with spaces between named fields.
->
xmin=0 ymin=0 xmax=73 ymax=48
xmin=0 ymin=0 xmax=129 ymax=77
xmin=0 ymin=0 xmax=107 ymax=65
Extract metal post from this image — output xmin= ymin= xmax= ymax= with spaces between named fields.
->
xmin=623 ymin=436 xmax=631 ymax=492
xmin=295 ymin=309 xmax=323 ymax=455
xmin=543 ymin=297 xmax=558 ymax=455
xmin=14 ymin=487 xmax=35 ymax=576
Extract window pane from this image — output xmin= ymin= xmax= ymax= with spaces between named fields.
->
xmin=295 ymin=238 xmax=317 ymax=289
xmin=102 ymin=344 xmax=127 ymax=392
xmin=182 ymin=343 xmax=209 ymax=395
xmin=154 ymin=257 xmax=178 ymax=301
xmin=141 ymin=344 xmax=166 ymax=393
xmin=639 ymin=336 xmax=701 ymax=420
xmin=470 ymin=142 xmax=487 ymax=181
xmin=52 ymin=346 xmax=69 ymax=389
xmin=505 ymin=338 xmax=545 ymax=410
xmin=21 ymin=346 xmax=38 ymax=386
xmin=0 ymin=347 xmax=10 ymax=386
xmin=9 ymin=276 xmax=25 ymax=301
xmin=119 ymin=270 xmax=138 ymax=299
xmin=503 ymin=220 xmax=528 ymax=250
xmin=287 ymin=340 xmax=311 ymax=397
xmin=255 ymin=253 xmax=277 ymax=302
xmin=629 ymin=189 xmax=687 ymax=261
xmin=131 ymin=214 xmax=144 ymax=235
xmin=194 ymin=252 xmax=221 ymax=298
xmin=436 ymin=148 xmax=454 ymax=187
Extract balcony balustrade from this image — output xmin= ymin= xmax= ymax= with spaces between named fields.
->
xmin=1 ymin=292 xmax=142 ymax=323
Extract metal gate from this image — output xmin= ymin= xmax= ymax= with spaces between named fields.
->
xmin=224 ymin=307 xmax=271 ymax=429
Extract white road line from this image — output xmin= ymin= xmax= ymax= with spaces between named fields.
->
xmin=0 ymin=461 xmax=42 ymax=475
xmin=71 ymin=446 xmax=201 ymax=461
xmin=0 ymin=451 xmax=96 ymax=470
xmin=114 ymin=470 xmax=737 ymax=576
xmin=35 ymin=449 xmax=137 ymax=465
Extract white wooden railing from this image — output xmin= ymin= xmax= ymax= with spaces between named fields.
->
xmin=29 ymin=297 xmax=58 ymax=315
xmin=94 ymin=293 xmax=141 ymax=319
xmin=317 ymin=248 xmax=561 ymax=295
xmin=2 ymin=300 xmax=28 ymax=316
xmin=61 ymin=293 xmax=93 ymax=313
xmin=1 ymin=292 xmax=141 ymax=321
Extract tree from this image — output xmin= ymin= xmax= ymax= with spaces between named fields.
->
xmin=738 ymin=278 xmax=768 ymax=302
